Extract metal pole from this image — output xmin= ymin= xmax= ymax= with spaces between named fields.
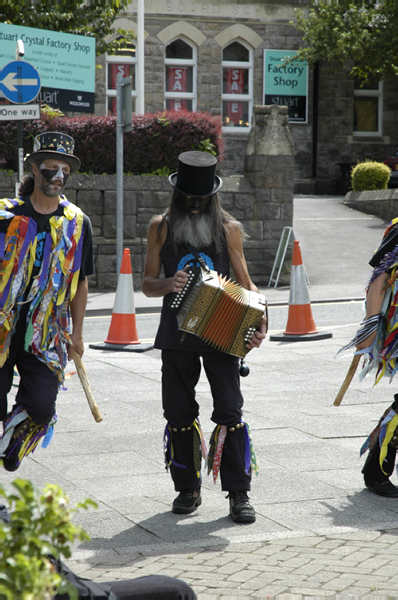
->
xmin=16 ymin=40 xmax=24 ymax=197
xmin=116 ymin=72 xmax=124 ymax=277
xmin=137 ymin=0 xmax=145 ymax=114
xmin=17 ymin=122 xmax=24 ymax=188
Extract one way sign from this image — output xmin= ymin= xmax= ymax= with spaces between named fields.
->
xmin=0 ymin=60 xmax=41 ymax=104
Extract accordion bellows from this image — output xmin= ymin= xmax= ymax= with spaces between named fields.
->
xmin=169 ymin=267 xmax=267 ymax=357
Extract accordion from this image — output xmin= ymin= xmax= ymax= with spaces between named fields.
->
xmin=169 ymin=267 xmax=267 ymax=358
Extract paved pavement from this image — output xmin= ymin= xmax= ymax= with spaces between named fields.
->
xmin=4 ymin=195 xmax=398 ymax=599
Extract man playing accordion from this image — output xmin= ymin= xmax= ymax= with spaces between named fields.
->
xmin=142 ymin=151 xmax=267 ymax=523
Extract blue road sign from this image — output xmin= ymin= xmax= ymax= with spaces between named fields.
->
xmin=0 ymin=60 xmax=41 ymax=104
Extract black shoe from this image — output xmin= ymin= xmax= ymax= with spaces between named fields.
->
xmin=228 ymin=491 xmax=256 ymax=523
xmin=364 ymin=478 xmax=398 ymax=498
xmin=2 ymin=436 xmax=23 ymax=472
xmin=2 ymin=455 xmax=20 ymax=472
xmin=172 ymin=489 xmax=202 ymax=514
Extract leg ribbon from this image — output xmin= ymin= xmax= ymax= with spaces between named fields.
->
xmin=192 ymin=419 xmax=208 ymax=478
xmin=378 ymin=411 xmax=398 ymax=475
xmin=163 ymin=419 xmax=207 ymax=477
xmin=360 ymin=396 xmax=398 ymax=476
xmin=244 ymin=421 xmax=259 ymax=477
xmin=207 ymin=424 xmax=227 ymax=483
xmin=0 ymin=406 xmax=57 ymax=468
xmin=207 ymin=421 xmax=259 ymax=483
xmin=0 ymin=407 xmax=28 ymax=457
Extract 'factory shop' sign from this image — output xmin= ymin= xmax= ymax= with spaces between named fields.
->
xmin=263 ymin=50 xmax=308 ymax=124
xmin=0 ymin=23 xmax=95 ymax=113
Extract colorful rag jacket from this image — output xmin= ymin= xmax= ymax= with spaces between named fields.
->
xmin=357 ymin=218 xmax=398 ymax=384
xmin=339 ymin=218 xmax=398 ymax=385
xmin=0 ymin=196 xmax=84 ymax=386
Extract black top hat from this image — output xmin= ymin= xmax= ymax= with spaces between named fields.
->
xmin=168 ymin=151 xmax=222 ymax=197
xmin=24 ymin=132 xmax=81 ymax=174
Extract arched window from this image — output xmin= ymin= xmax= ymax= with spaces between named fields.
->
xmin=222 ymin=40 xmax=253 ymax=130
xmin=106 ymin=38 xmax=137 ymax=116
xmin=165 ymin=38 xmax=196 ymax=112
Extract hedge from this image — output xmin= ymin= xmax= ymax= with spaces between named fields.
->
xmin=0 ymin=110 xmax=224 ymax=175
xmin=351 ymin=160 xmax=391 ymax=192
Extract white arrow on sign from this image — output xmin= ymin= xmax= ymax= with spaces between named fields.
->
xmin=0 ymin=71 xmax=39 ymax=92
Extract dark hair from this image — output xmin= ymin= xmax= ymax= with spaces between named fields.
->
xmin=19 ymin=174 xmax=35 ymax=196
xmin=158 ymin=190 xmax=246 ymax=253
xmin=19 ymin=158 xmax=44 ymax=197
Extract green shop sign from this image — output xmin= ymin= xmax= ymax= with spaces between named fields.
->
xmin=263 ymin=50 xmax=308 ymax=124
xmin=0 ymin=23 xmax=95 ymax=113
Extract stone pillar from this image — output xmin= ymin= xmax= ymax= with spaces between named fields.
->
xmin=243 ymin=104 xmax=294 ymax=283
xmin=245 ymin=104 xmax=294 ymax=190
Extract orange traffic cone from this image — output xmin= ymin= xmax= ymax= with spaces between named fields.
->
xmin=89 ymin=249 xmax=154 ymax=353
xmin=269 ymin=240 xmax=332 ymax=342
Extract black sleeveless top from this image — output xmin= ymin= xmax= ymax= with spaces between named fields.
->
xmin=154 ymin=221 xmax=230 ymax=350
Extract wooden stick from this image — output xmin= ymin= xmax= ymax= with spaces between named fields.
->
xmin=72 ymin=351 xmax=103 ymax=423
xmin=333 ymin=354 xmax=361 ymax=407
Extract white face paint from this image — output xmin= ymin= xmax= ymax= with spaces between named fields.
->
xmin=40 ymin=163 xmax=66 ymax=182
xmin=37 ymin=160 xmax=70 ymax=198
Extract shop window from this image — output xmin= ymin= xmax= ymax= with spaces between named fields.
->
xmin=353 ymin=78 xmax=383 ymax=136
xmin=222 ymin=41 xmax=252 ymax=130
xmin=106 ymin=39 xmax=136 ymax=116
xmin=165 ymin=38 xmax=196 ymax=112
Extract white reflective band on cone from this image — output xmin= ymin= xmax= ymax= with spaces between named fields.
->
xmin=112 ymin=273 xmax=136 ymax=314
xmin=289 ymin=264 xmax=311 ymax=305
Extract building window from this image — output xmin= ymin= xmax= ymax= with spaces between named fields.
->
xmin=353 ymin=78 xmax=383 ymax=136
xmin=106 ymin=39 xmax=136 ymax=116
xmin=222 ymin=41 xmax=252 ymax=130
xmin=165 ymin=38 xmax=196 ymax=112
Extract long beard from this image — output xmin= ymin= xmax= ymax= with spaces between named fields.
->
xmin=173 ymin=212 xmax=213 ymax=249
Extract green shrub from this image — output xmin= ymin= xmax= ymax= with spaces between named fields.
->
xmin=0 ymin=479 xmax=96 ymax=599
xmin=0 ymin=109 xmax=223 ymax=176
xmin=351 ymin=160 xmax=391 ymax=191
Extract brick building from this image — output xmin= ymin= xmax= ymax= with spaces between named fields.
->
xmin=94 ymin=0 xmax=398 ymax=195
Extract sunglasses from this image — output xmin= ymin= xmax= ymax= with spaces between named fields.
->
xmin=183 ymin=195 xmax=210 ymax=206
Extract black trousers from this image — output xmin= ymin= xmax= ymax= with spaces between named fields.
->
xmin=161 ymin=348 xmax=251 ymax=492
xmin=0 ymin=307 xmax=58 ymax=425
xmin=362 ymin=443 xmax=397 ymax=482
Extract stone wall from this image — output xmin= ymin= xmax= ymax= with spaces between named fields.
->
xmin=343 ymin=189 xmax=398 ymax=223
xmin=0 ymin=102 xmax=294 ymax=293
xmin=0 ymin=166 xmax=293 ymax=292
